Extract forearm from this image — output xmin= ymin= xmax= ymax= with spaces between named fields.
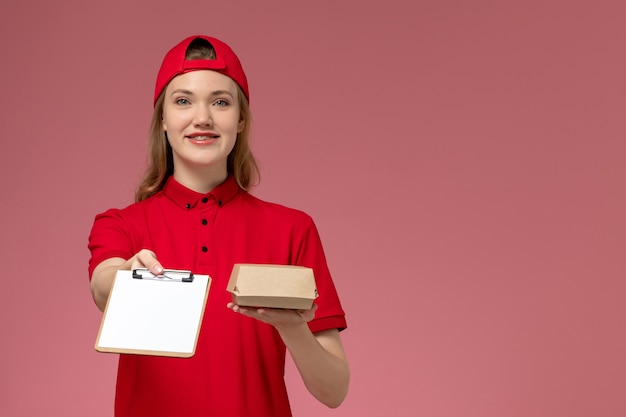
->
xmin=278 ymin=325 xmax=350 ymax=408
xmin=90 ymin=257 xmax=128 ymax=311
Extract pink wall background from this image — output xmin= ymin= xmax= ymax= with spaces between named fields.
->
xmin=1 ymin=1 xmax=624 ymax=416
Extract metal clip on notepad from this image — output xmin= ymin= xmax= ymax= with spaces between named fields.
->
xmin=132 ymin=268 xmax=195 ymax=282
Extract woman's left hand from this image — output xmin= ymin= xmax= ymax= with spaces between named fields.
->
xmin=227 ymin=302 xmax=317 ymax=331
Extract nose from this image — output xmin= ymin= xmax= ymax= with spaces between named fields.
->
xmin=193 ymin=104 xmax=212 ymax=127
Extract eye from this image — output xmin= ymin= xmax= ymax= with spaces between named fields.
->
xmin=214 ymin=99 xmax=229 ymax=107
xmin=175 ymin=98 xmax=190 ymax=106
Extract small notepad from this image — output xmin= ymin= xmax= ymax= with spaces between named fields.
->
xmin=95 ymin=269 xmax=211 ymax=358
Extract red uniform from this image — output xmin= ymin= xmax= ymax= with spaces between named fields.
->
xmin=88 ymin=176 xmax=347 ymax=416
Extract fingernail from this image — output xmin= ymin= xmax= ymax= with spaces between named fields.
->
xmin=155 ymin=265 xmax=163 ymax=273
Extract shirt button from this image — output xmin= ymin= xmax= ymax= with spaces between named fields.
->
xmin=185 ymin=203 xmax=191 ymax=209
xmin=202 ymin=197 xmax=208 ymax=204
xmin=217 ymin=200 xmax=223 ymax=207
xmin=201 ymin=219 xmax=208 ymax=226
xmin=201 ymin=246 xmax=208 ymax=252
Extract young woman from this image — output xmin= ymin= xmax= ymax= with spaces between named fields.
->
xmin=88 ymin=35 xmax=349 ymax=416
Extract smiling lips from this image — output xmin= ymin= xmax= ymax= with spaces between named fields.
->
xmin=186 ymin=132 xmax=220 ymax=143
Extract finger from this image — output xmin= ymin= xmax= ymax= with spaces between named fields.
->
xmin=227 ymin=303 xmax=243 ymax=312
xmin=134 ymin=249 xmax=163 ymax=274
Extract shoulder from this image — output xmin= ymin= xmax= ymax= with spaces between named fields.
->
xmin=238 ymin=192 xmax=315 ymax=225
xmin=93 ymin=194 xmax=163 ymax=226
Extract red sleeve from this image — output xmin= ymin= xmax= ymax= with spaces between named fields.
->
xmin=294 ymin=216 xmax=347 ymax=333
xmin=87 ymin=208 xmax=136 ymax=279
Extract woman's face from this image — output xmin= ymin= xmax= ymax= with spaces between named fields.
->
xmin=161 ymin=70 xmax=244 ymax=183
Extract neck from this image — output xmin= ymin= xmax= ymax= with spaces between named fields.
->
xmin=173 ymin=165 xmax=228 ymax=194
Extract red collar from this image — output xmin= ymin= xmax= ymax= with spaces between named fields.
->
xmin=162 ymin=175 xmax=240 ymax=209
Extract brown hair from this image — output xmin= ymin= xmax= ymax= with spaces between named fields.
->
xmin=135 ymin=39 xmax=259 ymax=202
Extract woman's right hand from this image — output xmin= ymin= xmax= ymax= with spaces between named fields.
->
xmin=126 ymin=249 xmax=164 ymax=275
xmin=90 ymin=249 xmax=163 ymax=311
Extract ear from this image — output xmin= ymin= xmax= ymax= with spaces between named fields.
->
xmin=237 ymin=113 xmax=245 ymax=133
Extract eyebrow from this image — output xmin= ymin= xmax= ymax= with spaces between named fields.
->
xmin=170 ymin=89 xmax=235 ymax=98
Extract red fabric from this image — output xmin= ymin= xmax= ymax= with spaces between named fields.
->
xmin=88 ymin=176 xmax=347 ymax=417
